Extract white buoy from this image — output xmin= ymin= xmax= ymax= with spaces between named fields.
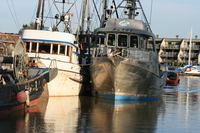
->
xmin=25 ymin=90 xmax=30 ymax=107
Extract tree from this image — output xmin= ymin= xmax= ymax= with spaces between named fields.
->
xmin=18 ymin=22 xmax=37 ymax=34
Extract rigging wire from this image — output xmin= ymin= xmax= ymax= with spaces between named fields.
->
xmin=10 ymin=0 xmax=20 ymax=30
xmin=31 ymin=2 xmax=38 ymax=26
xmin=52 ymin=1 xmax=61 ymax=15
xmin=112 ymin=0 xmax=125 ymax=17
xmin=138 ymin=0 xmax=152 ymax=32
xmin=92 ymin=0 xmax=101 ymax=22
xmin=74 ymin=3 xmax=80 ymax=33
xmin=6 ymin=0 xmax=20 ymax=32
xmin=66 ymin=0 xmax=77 ymax=13
xmin=43 ymin=0 xmax=54 ymax=27
xmin=90 ymin=0 xmax=101 ymax=32
xmin=112 ymin=0 xmax=119 ymax=18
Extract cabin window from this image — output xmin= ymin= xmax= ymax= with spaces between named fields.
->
xmin=32 ymin=43 xmax=37 ymax=52
xmin=107 ymin=34 xmax=116 ymax=46
xmin=25 ymin=42 xmax=30 ymax=52
xmin=60 ymin=45 xmax=65 ymax=55
xmin=118 ymin=35 xmax=127 ymax=47
xmin=67 ymin=46 xmax=71 ymax=56
xmin=130 ymin=36 xmax=138 ymax=48
xmin=140 ymin=37 xmax=147 ymax=49
xmin=39 ymin=43 xmax=50 ymax=53
xmin=147 ymin=37 xmax=155 ymax=52
xmin=52 ymin=44 xmax=58 ymax=54
xmin=99 ymin=37 xmax=105 ymax=44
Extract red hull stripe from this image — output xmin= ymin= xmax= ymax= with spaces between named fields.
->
xmin=0 ymin=98 xmax=41 ymax=114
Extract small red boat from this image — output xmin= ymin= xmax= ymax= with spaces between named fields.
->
xmin=166 ymin=71 xmax=180 ymax=85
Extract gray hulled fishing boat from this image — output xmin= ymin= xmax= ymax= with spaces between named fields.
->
xmin=90 ymin=0 xmax=167 ymax=100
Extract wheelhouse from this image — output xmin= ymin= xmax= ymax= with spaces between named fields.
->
xmin=105 ymin=32 xmax=156 ymax=52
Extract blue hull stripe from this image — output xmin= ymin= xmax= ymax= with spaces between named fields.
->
xmin=98 ymin=99 xmax=148 ymax=105
xmin=98 ymin=94 xmax=158 ymax=101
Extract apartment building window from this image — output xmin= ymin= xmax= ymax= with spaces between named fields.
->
xmin=0 ymin=49 xmax=3 ymax=54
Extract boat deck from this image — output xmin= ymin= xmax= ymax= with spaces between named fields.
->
xmin=179 ymin=73 xmax=200 ymax=76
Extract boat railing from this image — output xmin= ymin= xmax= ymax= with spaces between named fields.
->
xmin=48 ymin=59 xmax=57 ymax=70
xmin=30 ymin=58 xmax=57 ymax=74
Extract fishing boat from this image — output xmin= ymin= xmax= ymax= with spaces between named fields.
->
xmin=21 ymin=0 xmax=86 ymax=96
xmin=0 ymin=38 xmax=57 ymax=114
xmin=89 ymin=0 xmax=167 ymax=100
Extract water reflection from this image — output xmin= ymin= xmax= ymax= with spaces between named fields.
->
xmin=44 ymin=97 xmax=80 ymax=133
xmin=1 ymin=75 xmax=200 ymax=132
xmin=161 ymin=75 xmax=200 ymax=132
xmin=0 ymin=96 xmax=48 ymax=133
xmin=78 ymin=97 xmax=165 ymax=133
xmin=163 ymin=75 xmax=200 ymax=100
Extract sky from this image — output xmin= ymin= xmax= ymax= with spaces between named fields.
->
xmin=1 ymin=0 xmax=200 ymax=39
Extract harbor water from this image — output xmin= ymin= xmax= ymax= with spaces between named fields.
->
xmin=1 ymin=75 xmax=200 ymax=133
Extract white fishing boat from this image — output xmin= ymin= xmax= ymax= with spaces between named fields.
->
xmin=21 ymin=0 xmax=85 ymax=96
xmin=90 ymin=0 xmax=167 ymax=100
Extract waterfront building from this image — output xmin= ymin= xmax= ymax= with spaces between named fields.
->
xmin=0 ymin=33 xmax=21 ymax=56
xmin=153 ymin=35 xmax=200 ymax=66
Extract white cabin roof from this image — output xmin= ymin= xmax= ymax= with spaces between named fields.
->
xmin=22 ymin=29 xmax=76 ymax=46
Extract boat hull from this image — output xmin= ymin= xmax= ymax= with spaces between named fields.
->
xmin=47 ymin=70 xmax=82 ymax=96
xmin=30 ymin=57 xmax=82 ymax=96
xmin=183 ymin=65 xmax=200 ymax=75
xmin=166 ymin=72 xmax=180 ymax=85
xmin=0 ymin=68 xmax=49 ymax=114
xmin=90 ymin=57 xmax=166 ymax=100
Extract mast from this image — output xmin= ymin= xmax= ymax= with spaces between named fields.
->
xmin=86 ymin=0 xmax=90 ymax=34
xmin=188 ymin=27 xmax=192 ymax=65
xmin=40 ymin=0 xmax=45 ymax=30
xmin=35 ymin=0 xmax=43 ymax=29
xmin=80 ymin=0 xmax=87 ymax=35
xmin=126 ymin=0 xmax=137 ymax=19
xmin=86 ymin=0 xmax=91 ymax=62
xmin=100 ymin=0 xmax=107 ymax=27
xmin=52 ymin=0 xmax=74 ymax=32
